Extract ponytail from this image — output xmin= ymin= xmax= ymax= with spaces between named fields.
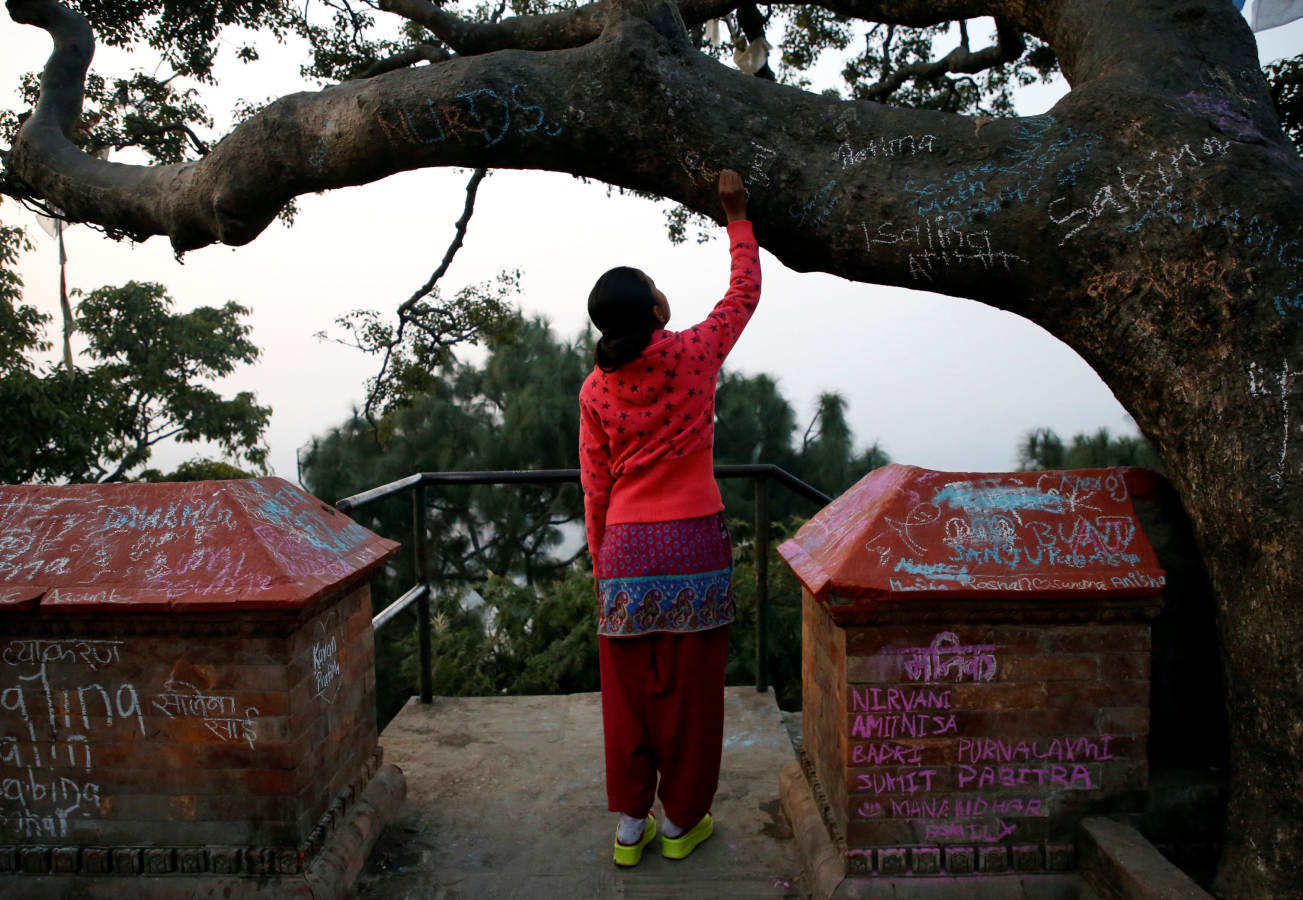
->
xmin=587 ymin=267 xmax=659 ymax=372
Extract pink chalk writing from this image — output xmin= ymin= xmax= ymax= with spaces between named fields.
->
xmin=851 ymin=712 xmax=958 ymax=739
xmin=956 ymin=764 xmax=1093 ymax=790
xmin=957 ymin=735 xmax=1114 ymax=764
xmin=850 ymin=686 xmax=952 ymax=712
xmin=852 ymin=742 xmax=924 ymax=765
xmin=926 ymin=818 xmax=1017 ymax=843
xmin=887 ymin=795 xmax=1043 ymax=820
xmin=894 ymin=631 xmax=998 ymax=682
xmin=856 ymin=769 xmax=937 ymax=794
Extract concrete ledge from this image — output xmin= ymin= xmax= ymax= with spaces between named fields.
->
xmin=1078 ymin=817 xmax=1212 ymax=900
xmin=306 ymin=762 xmax=407 ymax=899
xmin=781 ymin=761 xmax=847 ymax=899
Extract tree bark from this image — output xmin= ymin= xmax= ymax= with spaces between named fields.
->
xmin=5 ymin=0 xmax=1301 ymax=893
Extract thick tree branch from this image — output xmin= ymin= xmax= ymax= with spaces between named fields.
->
xmin=378 ymin=0 xmax=741 ymax=55
xmin=861 ymin=17 xmax=1024 ymax=100
xmin=348 ymin=44 xmax=452 ymax=79
xmin=118 ymin=121 xmax=211 ymax=155
xmin=378 ymin=0 xmax=608 ymax=55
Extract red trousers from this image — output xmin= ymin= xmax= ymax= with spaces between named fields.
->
xmin=599 ymin=625 xmax=729 ymax=827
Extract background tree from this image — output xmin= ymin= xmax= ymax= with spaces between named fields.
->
xmin=0 ymin=260 xmax=270 ymax=482
xmin=3 ymin=0 xmax=1301 ymax=891
xmin=302 ymin=314 xmax=882 ymax=720
xmin=1017 ymin=425 xmax=1164 ymax=472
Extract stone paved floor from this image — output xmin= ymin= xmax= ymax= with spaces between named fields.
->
xmin=356 ymin=688 xmax=808 ymax=899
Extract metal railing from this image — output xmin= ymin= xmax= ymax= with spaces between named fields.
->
xmin=337 ymin=465 xmax=831 ymax=702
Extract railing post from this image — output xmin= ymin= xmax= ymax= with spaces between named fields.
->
xmin=413 ymin=484 xmax=433 ymax=704
xmin=753 ymin=474 xmax=770 ymax=694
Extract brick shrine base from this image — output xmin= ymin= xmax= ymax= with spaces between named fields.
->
xmin=780 ymin=760 xmax=1212 ymax=900
xmin=1 ymin=762 xmax=405 ymax=899
xmin=781 ymin=758 xmax=1084 ymax=899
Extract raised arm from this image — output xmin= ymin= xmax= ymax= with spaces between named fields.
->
xmin=685 ymin=170 xmax=761 ymax=365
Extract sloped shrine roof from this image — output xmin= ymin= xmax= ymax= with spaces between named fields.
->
xmin=0 ymin=477 xmax=398 ymax=612
xmin=778 ymin=464 xmax=1166 ymax=605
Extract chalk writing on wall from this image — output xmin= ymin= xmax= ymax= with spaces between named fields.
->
xmin=152 ymin=679 xmax=260 ymax=750
xmin=847 ymin=631 xmax=1117 ymax=845
xmin=0 ymin=480 xmax=388 ymax=609
xmin=0 ymin=637 xmax=266 ymax=841
xmin=0 ymin=639 xmax=142 ymax=840
xmin=311 ymin=617 xmax=343 ymax=704
xmin=894 ymin=632 xmax=998 ymax=682
xmin=876 ymin=473 xmax=1156 ymax=593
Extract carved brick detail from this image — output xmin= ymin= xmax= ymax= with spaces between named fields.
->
xmin=244 ymin=848 xmax=273 ymax=875
xmin=1011 ymin=844 xmax=1043 ymax=871
xmin=144 ymin=847 xmax=174 ymax=874
xmin=51 ymin=847 xmax=80 ymax=873
xmin=19 ymin=846 xmax=50 ymax=874
xmin=1046 ymin=842 xmax=1075 ymax=870
xmin=177 ymin=847 xmax=207 ymax=874
xmin=0 ymin=846 xmax=17 ymax=872
xmin=111 ymin=848 xmax=142 ymax=875
xmin=846 ymin=849 xmax=871 ymax=875
xmin=944 ymin=846 xmax=975 ymax=874
xmin=910 ymin=846 xmax=941 ymax=874
xmin=877 ymin=847 xmax=907 ymax=875
xmin=978 ymin=845 xmax=1009 ymax=872
xmin=209 ymin=846 xmax=242 ymax=874
xmin=275 ymin=849 xmax=301 ymax=874
xmin=82 ymin=847 xmax=111 ymax=873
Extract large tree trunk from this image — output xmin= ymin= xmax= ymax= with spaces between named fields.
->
xmin=5 ymin=0 xmax=1300 ymax=892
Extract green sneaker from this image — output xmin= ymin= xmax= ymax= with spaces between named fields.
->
xmin=661 ymin=813 xmax=713 ymax=860
xmin=613 ymin=813 xmax=657 ymax=867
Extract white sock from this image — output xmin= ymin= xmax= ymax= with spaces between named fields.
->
xmin=617 ymin=814 xmax=646 ymax=845
xmin=662 ymin=815 xmax=684 ymax=839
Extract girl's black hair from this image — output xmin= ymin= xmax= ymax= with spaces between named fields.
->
xmin=587 ymin=266 xmax=659 ymax=372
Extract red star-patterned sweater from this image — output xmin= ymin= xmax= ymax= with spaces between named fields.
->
xmin=579 ymin=220 xmax=761 ymax=559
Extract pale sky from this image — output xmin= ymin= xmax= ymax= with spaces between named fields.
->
xmin=2 ymin=8 xmax=1299 ymax=489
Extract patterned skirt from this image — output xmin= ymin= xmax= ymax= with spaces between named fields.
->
xmin=596 ymin=513 xmax=735 ymax=637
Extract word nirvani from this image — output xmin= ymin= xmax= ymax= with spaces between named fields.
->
xmin=850 ymin=686 xmax=952 ymax=712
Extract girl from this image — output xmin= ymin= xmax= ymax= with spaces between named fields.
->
xmin=579 ymin=170 xmax=759 ymax=866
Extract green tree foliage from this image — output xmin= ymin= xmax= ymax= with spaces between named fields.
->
xmin=138 ymin=457 xmax=260 ymax=481
xmin=303 ymin=315 xmax=886 ymax=717
xmin=1016 ymin=425 xmax=1164 ymax=472
xmin=1264 ymin=53 xmax=1303 ymax=153
xmin=0 ymin=264 xmax=270 ymax=483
